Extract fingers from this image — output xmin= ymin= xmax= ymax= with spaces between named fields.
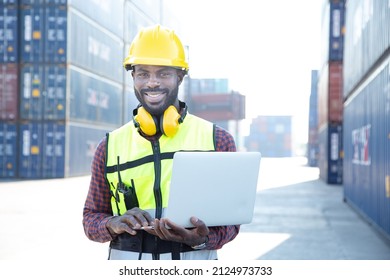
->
xmin=124 ymin=208 xmax=154 ymax=227
xmin=108 ymin=208 xmax=154 ymax=236
xmin=190 ymin=216 xmax=209 ymax=237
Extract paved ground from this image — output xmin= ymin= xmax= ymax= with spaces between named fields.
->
xmin=0 ymin=157 xmax=389 ymax=261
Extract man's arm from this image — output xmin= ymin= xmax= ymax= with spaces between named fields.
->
xmin=82 ymin=138 xmax=115 ymax=243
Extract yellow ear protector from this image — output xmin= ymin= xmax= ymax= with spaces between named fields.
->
xmin=133 ymin=101 xmax=187 ymax=137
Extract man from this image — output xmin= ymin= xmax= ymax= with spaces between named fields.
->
xmin=82 ymin=25 xmax=239 ymax=260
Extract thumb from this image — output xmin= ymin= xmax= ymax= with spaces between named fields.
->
xmin=190 ymin=216 xmax=209 ymax=236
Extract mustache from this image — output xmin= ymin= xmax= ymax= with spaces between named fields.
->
xmin=140 ymin=88 xmax=169 ymax=95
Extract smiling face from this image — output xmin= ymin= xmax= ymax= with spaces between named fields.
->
xmin=132 ymin=65 xmax=184 ymax=116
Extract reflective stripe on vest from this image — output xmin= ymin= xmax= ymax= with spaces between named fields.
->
xmin=105 ymin=113 xmax=216 ymax=216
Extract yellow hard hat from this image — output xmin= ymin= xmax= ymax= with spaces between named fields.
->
xmin=123 ymin=25 xmax=188 ymax=72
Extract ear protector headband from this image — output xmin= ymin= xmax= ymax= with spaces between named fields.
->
xmin=133 ymin=101 xmax=187 ymax=137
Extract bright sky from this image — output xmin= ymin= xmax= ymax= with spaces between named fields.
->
xmin=163 ymin=0 xmax=323 ymax=144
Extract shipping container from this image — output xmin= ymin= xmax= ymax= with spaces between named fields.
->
xmin=20 ymin=6 xmax=46 ymax=62
xmin=0 ymin=122 xmax=17 ymax=178
xmin=68 ymin=9 xmax=123 ymax=83
xmin=41 ymin=121 xmax=65 ymax=178
xmin=130 ymin=0 xmax=161 ymax=24
xmin=191 ymin=93 xmax=245 ymax=121
xmin=343 ymin=56 xmax=390 ymax=240
xmin=69 ymin=67 xmax=123 ymax=126
xmin=186 ymin=78 xmax=229 ymax=95
xmin=66 ymin=122 xmax=111 ymax=177
xmin=343 ymin=0 xmax=390 ymax=98
xmin=318 ymin=122 xmax=343 ymax=184
xmin=123 ymin=85 xmax=139 ymax=124
xmin=0 ymin=63 xmax=18 ymax=120
xmin=44 ymin=5 xmax=67 ymax=63
xmin=18 ymin=121 xmax=43 ymax=178
xmin=20 ymin=0 xmax=67 ymax=5
xmin=245 ymin=116 xmax=292 ymax=157
xmin=320 ymin=0 xmax=345 ymax=67
xmin=0 ymin=0 xmax=18 ymax=5
xmin=317 ymin=61 xmax=343 ymax=128
xmin=124 ymin=1 xmax=155 ymax=43
xmin=20 ymin=64 xmax=66 ymax=120
xmin=68 ymin=0 xmax=124 ymax=38
xmin=0 ymin=5 xmax=18 ymax=62
xmin=20 ymin=4 xmax=67 ymax=63
xmin=18 ymin=120 xmax=115 ymax=178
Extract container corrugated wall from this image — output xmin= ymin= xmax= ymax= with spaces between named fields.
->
xmin=343 ymin=56 xmax=390 ymax=239
xmin=343 ymin=0 xmax=390 ymax=98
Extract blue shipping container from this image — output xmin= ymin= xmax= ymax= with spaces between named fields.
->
xmin=20 ymin=5 xmax=67 ymax=63
xmin=0 ymin=1 xmax=18 ymax=5
xmin=69 ymin=10 xmax=123 ymax=83
xmin=19 ymin=122 xmax=43 ymax=178
xmin=19 ymin=121 xmax=66 ymax=178
xmin=343 ymin=0 xmax=390 ymax=98
xmin=0 ymin=6 xmax=18 ymax=62
xmin=124 ymin=86 xmax=138 ymax=124
xmin=20 ymin=1 xmax=67 ymax=5
xmin=0 ymin=122 xmax=17 ymax=178
xmin=42 ymin=121 xmax=65 ymax=178
xmin=69 ymin=0 xmax=124 ymax=38
xmin=45 ymin=6 xmax=67 ymax=63
xmin=20 ymin=6 xmax=45 ymax=62
xmin=66 ymin=123 xmax=111 ymax=177
xmin=343 ymin=57 xmax=390 ymax=239
xmin=320 ymin=0 xmax=345 ymax=67
xmin=20 ymin=64 xmax=66 ymax=120
xmin=69 ymin=67 xmax=122 ymax=126
xmin=318 ymin=122 xmax=343 ymax=184
xmin=124 ymin=1 xmax=155 ymax=43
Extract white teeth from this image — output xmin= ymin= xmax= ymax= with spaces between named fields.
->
xmin=146 ymin=92 xmax=162 ymax=97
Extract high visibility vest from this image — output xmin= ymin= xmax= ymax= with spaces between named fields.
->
xmin=105 ymin=113 xmax=216 ymax=217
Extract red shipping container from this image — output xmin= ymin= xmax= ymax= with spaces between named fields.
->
xmin=317 ymin=61 xmax=343 ymax=128
xmin=0 ymin=64 xmax=18 ymax=120
xmin=191 ymin=93 xmax=245 ymax=121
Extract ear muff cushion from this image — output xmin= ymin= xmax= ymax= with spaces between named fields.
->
xmin=135 ymin=107 xmax=158 ymax=136
xmin=160 ymin=105 xmax=181 ymax=137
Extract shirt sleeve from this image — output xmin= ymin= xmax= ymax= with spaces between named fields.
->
xmin=205 ymin=125 xmax=240 ymax=250
xmin=82 ymin=137 xmax=115 ymax=243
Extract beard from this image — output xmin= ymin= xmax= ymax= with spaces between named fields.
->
xmin=134 ymin=85 xmax=179 ymax=116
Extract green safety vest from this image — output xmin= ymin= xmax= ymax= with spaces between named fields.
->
xmin=105 ymin=113 xmax=216 ymax=217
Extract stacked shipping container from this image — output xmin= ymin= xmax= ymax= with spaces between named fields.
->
xmin=0 ymin=0 xmax=18 ymax=177
xmin=0 ymin=0 xmax=165 ymax=178
xmin=245 ymin=116 xmax=292 ymax=157
xmin=342 ymin=0 xmax=390 ymax=240
xmin=317 ymin=0 xmax=345 ymax=184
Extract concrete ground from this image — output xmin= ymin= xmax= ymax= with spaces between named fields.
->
xmin=0 ymin=157 xmax=389 ymax=261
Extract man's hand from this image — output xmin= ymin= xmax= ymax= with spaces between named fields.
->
xmin=145 ymin=216 xmax=209 ymax=247
xmin=106 ymin=208 xmax=154 ymax=236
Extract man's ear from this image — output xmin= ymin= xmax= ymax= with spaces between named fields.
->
xmin=177 ymin=71 xmax=185 ymax=85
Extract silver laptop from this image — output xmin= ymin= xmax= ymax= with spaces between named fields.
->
xmin=163 ymin=151 xmax=261 ymax=228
